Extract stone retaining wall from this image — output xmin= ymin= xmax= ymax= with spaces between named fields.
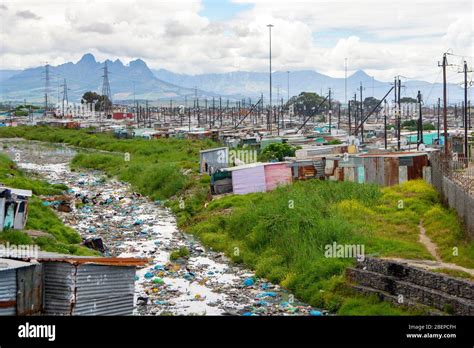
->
xmin=346 ymin=258 xmax=474 ymax=315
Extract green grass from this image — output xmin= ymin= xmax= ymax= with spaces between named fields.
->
xmin=432 ymin=268 xmax=474 ymax=281
xmin=0 ymin=153 xmax=95 ymax=255
xmin=169 ymin=247 xmax=190 ymax=260
xmin=181 ymin=179 xmax=472 ymax=314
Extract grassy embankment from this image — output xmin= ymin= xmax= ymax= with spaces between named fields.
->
xmin=0 ymin=153 xmax=95 ymax=255
xmin=0 ymin=126 xmax=472 ymax=315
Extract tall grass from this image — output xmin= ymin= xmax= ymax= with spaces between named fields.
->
xmin=184 ymin=179 xmax=471 ymax=314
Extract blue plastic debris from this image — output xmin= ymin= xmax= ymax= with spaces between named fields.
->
xmin=154 ymin=300 xmax=167 ymax=305
xmin=134 ymin=275 xmax=139 ymax=281
xmin=310 ymin=310 xmax=322 ymax=316
xmin=256 ymin=292 xmax=277 ymax=298
xmin=184 ymin=272 xmax=195 ymax=280
xmin=257 ymin=300 xmax=269 ymax=306
xmin=144 ymin=272 xmax=153 ymax=279
xmin=88 ymin=227 xmax=96 ymax=233
xmin=242 ymin=312 xmax=254 ymax=316
xmin=261 ymin=282 xmax=270 ymax=290
xmin=280 ymin=301 xmax=290 ymax=308
xmin=154 ymin=264 xmax=164 ymax=270
xmin=243 ymin=277 xmax=255 ymax=287
xmin=133 ymin=219 xmax=143 ymax=226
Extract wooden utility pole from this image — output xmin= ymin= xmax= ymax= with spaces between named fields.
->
xmin=348 ymin=100 xmax=352 ymax=135
xmin=417 ymin=91 xmax=423 ymax=149
xmin=328 ymin=88 xmax=332 ymax=131
xmin=437 ymin=98 xmax=441 ymax=142
xmin=383 ymin=100 xmax=388 ymax=149
xmin=440 ymin=54 xmax=449 ymax=155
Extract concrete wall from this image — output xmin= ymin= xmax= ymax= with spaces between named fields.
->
xmin=430 ymin=156 xmax=474 ymax=239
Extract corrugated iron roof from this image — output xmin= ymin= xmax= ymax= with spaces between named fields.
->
xmin=0 ymin=187 xmax=33 ymax=197
xmin=7 ymin=251 xmax=147 ymax=267
xmin=0 ymin=258 xmax=34 ymax=271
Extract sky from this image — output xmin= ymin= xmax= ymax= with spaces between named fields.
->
xmin=0 ymin=0 xmax=472 ymax=82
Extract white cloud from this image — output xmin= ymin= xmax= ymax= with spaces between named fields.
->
xmin=0 ymin=0 xmax=471 ymax=82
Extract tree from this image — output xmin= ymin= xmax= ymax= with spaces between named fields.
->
xmin=259 ymin=143 xmax=300 ymax=162
xmin=288 ymin=92 xmax=329 ymax=117
xmin=363 ymin=97 xmax=381 ymax=114
xmin=400 ymin=97 xmax=417 ymax=104
xmin=81 ymin=91 xmax=111 ymax=111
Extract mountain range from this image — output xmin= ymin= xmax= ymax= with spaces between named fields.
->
xmin=0 ymin=53 xmax=468 ymax=105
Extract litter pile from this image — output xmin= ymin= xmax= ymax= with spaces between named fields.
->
xmin=0 ymin=139 xmax=326 ymax=316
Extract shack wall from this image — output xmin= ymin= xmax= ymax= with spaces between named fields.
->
xmin=232 ymin=165 xmax=266 ymax=194
xmin=264 ymin=163 xmax=292 ymax=191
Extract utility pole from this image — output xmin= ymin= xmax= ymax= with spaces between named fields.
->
xmin=344 ymin=58 xmax=348 ymax=106
xmin=328 ymin=88 xmax=332 ymax=132
xmin=383 ymin=100 xmax=388 ymax=149
xmin=359 ymin=83 xmax=364 ymax=143
xmin=437 ymin=98 xmax=441 ymax=143
xmin=439 ymin=54 xmax=450 ymax=155
xmin=219 ymin=96 xmax=222 ymax=128
xmin=61 ymin=79 xmax=69 ymax=118
xmin=398 ymin=77 xmax=401 ymax=149
xmin=348 ymin=99 xmax=352 ymax=135
xmin=459 ymin=60 xmax=472 ymax=158
xmin=267 ymin=24 xmax=274 ymax=132
xmin=287 ymin=71 xmax=290 ymax=103
xmin=43 ymin=63 xmax=50 ymax=116
xmin=353 ymin=94 xmax=358 ymax=135
xmin=337 ymin=103 xmax=341 ymax=130
xmin=417 ymin=91 xmax=423 ymax=149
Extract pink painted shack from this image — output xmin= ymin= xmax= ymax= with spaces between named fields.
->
xmin=220 ymin=162 xmax=292 ymax=195
xmin=264 ymin=162 xmax=292 ymax=191
xmin=228 ymin=163 xmax=266 ymax=195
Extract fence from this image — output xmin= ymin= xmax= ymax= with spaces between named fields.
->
xmin=430 ymin=152 xmax=474 ymax=238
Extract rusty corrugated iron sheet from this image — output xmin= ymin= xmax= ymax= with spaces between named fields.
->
xmin=0 ymin=269 xmax=16 ymax=316
xmin=9 ymin=251 xmax=147 ymax=267
xmin=408 ymin=155 xmax=429 ymax=180
xmin=43 ymin=262 xmax=136 ymax=316
xmin=384 ymin=157 xmax=399 ymax=186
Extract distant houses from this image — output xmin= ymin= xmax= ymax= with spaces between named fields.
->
xmin=202 ymin=143 xmax=432 ymax=196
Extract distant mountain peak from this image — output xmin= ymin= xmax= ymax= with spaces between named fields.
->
xmin=77 ymin=53 xmax=96 ymax=65
xmin=350 ymin=69 xmax=371 ymax=80
xmin=129 ymin=58 xmax=147 ymax=68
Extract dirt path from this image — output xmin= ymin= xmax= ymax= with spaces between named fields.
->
xmin=386 ymin=221 xmax=474 ymax=278
xmin=418 ymin=220 xmax=442 ymax=262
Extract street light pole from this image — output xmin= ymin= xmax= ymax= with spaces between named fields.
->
xmin=267 ymin=24 xmax=274 ymax=132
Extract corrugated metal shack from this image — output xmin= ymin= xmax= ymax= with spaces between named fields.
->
xmin=199 ymin=147 xmax=229 ymax=175
xmin=264 ymin=162 xmax=293 ymax=191
xmin=326 ymin=152 xmax=430 ymax=186
xmin=211 ymin=162 xmax=292 ymax=195
xmin=0 ymin=258 xmax=42 ymax=316
xmin=2 ymin=252 xmax=146 ymax=316
xmin=290 ymin=159 xmax=326 ymax=180
xmin=229 ymin=163 xmax=267 ymax=195
xmin=0 ymin=187 xmax=32 ymax=231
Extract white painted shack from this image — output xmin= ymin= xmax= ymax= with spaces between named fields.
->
xmin=0 ymin=187 xmax=33 ymax=231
